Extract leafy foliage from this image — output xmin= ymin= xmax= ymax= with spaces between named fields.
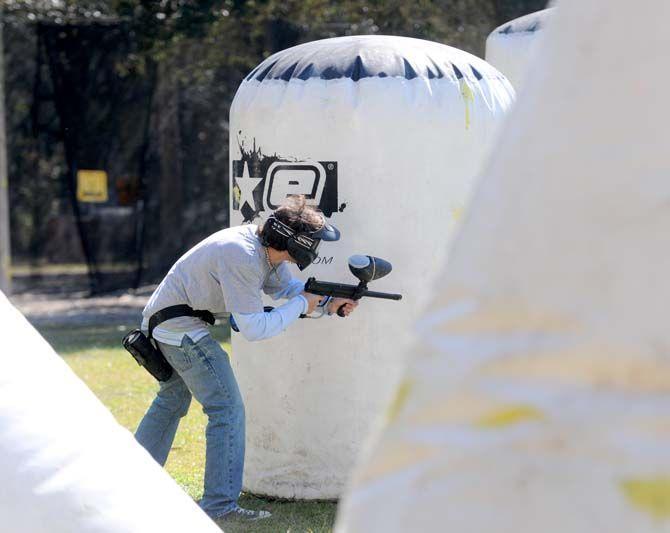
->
xmin=4 ymin=0 xmax=547 ymax=290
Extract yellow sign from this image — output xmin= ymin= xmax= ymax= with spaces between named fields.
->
xmin=77 ymin=170 xmax=108 ymax=203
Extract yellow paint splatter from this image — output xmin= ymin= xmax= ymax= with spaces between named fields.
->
xmin=386 ymin=379 xmax=413 ymax=423
xmin=451 ymin=206 xmax=464 ymax=222
xmin=354 ymin=442 xmax=440 ymax=486
xmin=475 ymin=404 xmax=544 ymax=428
xmin=622 ymin=478 xmax=670 ymax=519
xmin=460 ymin=79 xmax=474 ymax=130
xmin=233 ymin=184 xmax=241 ymax=204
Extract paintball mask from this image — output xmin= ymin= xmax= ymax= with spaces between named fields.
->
xmin=261 ymin=214 xmax=340 ymax=270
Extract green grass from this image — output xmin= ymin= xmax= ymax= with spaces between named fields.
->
xmin=38 ymin=322 xmax=337 ymax=533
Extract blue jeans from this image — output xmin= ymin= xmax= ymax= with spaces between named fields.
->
xmin=135 ymin=334 xmax=245 ymax=519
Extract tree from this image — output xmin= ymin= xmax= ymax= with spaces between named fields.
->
xmin=3 ymin=0 xmax=547 ymax=292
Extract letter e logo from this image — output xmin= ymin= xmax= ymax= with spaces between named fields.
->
xmin=264 ymin=162 xmax=326 ymax=210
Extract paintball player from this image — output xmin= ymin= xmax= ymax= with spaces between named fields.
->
xmin=134 ymin=196 xmax=358 ymax=524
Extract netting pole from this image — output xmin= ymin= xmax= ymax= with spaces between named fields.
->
xmin=38 ymin=23 xmax=100 ymax=295
xmin=0 ymin=10 xmax=11 ymax=295
xmin=132 ymin=59 xmax=157 ymax=291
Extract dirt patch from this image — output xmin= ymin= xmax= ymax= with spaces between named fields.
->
xmin=9 ymin=286 xmax=155 ymax=327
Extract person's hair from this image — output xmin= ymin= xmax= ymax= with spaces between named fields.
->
xmin=274 ymin=195 xmax=324 ymax=233
xmin=258 ymin=195 xmax=324 ymax=250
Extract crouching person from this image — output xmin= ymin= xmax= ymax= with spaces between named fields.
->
xmin=134 ymin=196 xmax=357 ymax=525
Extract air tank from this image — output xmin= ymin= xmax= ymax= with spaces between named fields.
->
xmin=229 ymin=35 xmax=514 ymax=498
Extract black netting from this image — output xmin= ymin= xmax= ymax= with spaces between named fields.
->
xmin=37 ymin=22 xmax=153 ymax=293
xmin=7 ymin=20 xmax=232 ymax=295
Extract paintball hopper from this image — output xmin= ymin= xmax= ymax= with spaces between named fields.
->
xmin=303 ymin=254 xmax=401 ymax=317
xmin=348 ymin=255 xmax=392 ymax=283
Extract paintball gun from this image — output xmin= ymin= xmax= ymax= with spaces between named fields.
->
xmin=230 ymin=255 xmax=402 ymax=332
xmin=304 ymin=255 xmax=402 ymax=317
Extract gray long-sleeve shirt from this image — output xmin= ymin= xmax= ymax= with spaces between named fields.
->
xmin=142 ymin=224 xmax=306 ymax=345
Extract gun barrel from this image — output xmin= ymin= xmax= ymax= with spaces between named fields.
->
xmin=304 ymin=278 xmax=402 ymax=301
xmin=361 ymin=289 xmax=402 ymax=300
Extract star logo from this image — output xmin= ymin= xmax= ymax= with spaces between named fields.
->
xmin=234 ymin=161 xmax=264 ymax=212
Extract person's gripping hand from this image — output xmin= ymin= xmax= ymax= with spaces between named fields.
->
xmin=328 ymin=298 xmax=359 ymax=317
xmin=301 ymin=292 xmax=324 ymax=315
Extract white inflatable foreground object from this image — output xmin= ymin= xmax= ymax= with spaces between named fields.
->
xmin=337 ymin=0 xmax=670 ymax=532
xmin=485 ymin=8 xmax=554 ymax=90
xmin=0 ymin=292 xmax=219 ymax=533
xmin=229 ymin=35 xmax=514 ymax=498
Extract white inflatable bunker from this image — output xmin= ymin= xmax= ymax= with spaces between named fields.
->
xmin=337 ymin=0 xmax=670 ymax=532
xmin=485 ymin=8 xmax=554 ymax=90
xmin=229 ymin=35 xmax=514 ymax=498
xmin=0 ymin=292 xmax=219 ymax=533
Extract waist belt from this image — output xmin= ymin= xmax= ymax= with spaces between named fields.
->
xmin=148 ymin=305 xmax=216 ymax=339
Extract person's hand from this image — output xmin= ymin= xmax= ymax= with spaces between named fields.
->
xmin=328 ymin=298 xmax=359 ymax=317
xmin=301 ymin=292 xmax=324 ymax=315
